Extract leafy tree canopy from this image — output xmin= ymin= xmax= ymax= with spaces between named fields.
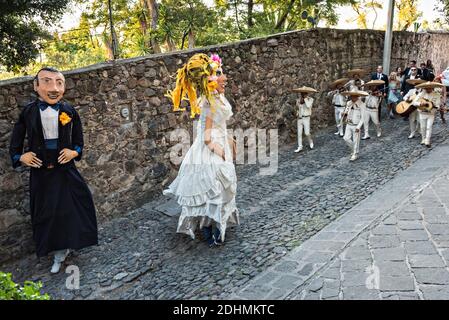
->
xmin=0 ymin=0 xmax=71 ymax=72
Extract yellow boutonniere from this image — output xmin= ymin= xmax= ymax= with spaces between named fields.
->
xmin=59 ymin=112 xmax=72 ymax=126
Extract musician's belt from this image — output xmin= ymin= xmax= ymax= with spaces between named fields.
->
xmin=334 ymin=105 xmax=344 ymax=108
xmin=298 ymin=115 xmax=311 ymax=119
xmin=366 ymin=105 xmax=378 ymax=110
xmin=420 ymin=107 xmax=438 ymax=113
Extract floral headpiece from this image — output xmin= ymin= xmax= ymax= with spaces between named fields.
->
xmin=207 ymin=53 xmax=223 ymax=93
xmin=166 ymin=53 xmax=226 ymax=118
xmin=166 ymin=53 xmax=219 ymax=118
xmin=210 ymin=54 xmax=222 ymax=69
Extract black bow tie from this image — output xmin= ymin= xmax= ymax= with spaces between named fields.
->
xmin=38 ymin=101 xmax=61 ymax=111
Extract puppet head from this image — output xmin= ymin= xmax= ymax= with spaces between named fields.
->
xmin=33 ymin=67 xmax=65 ymax=105
xmin=166 ymin=53 xmax=219 ymax=118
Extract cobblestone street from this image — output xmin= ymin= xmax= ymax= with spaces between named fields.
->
xmin=2 ymin=116 xmax=449 ymax=300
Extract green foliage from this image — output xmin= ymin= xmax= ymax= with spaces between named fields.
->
xmin=0 ymin=0 xmax=391 ymax=79
xmin=436 ymin=0 xmax=449 ymax=25
xmin=347 ymin=0 xmax=384 ymax=30
xmin=0 ymin=272 xmax=50 ymax=300
xmin=158 ymin=0 xmax=239 ymax=49
xmin=0 ymin=0 xmax=71 ymax=72
xmin=395 ymin=0 xmax=423 ymax=31
xmin=217 ymin=0 xmax=353 ymax=38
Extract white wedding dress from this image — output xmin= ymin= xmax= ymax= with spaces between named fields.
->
xmin=163 ymin=93 xmax=239 ymax=241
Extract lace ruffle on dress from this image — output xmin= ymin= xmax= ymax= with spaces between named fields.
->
xmin=163 ymin=94 xmax=239 ymax=241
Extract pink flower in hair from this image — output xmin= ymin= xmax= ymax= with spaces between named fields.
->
xmin=210 ymin=54 xmax=222 ymax=66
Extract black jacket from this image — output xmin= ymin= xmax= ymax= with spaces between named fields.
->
xmin=404 ymin=67 xmax=423 ymax=77
xmin=370 ymin=73 xmax=389 ymax=95
xmin=420 ymin=68 xmax=435 ymax=81
xmin=401 ymin=74 xmax=423 ymax=95
xmin=9 ymin=100 xmax=83 ymax=169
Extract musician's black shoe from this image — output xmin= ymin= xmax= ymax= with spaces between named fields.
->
xmin=213 ymin=228 xmax=223 ymax=246
xmin=426 ymin=144 xmax=432 ymax=148
xmin=362 ymin=136 xmax=370 ymax=140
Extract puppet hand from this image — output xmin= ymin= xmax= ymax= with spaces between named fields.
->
xmin=20 ymin=152 xmax=42 ymax=168
xmin=58 ymin=148 xmax=78 ymax=164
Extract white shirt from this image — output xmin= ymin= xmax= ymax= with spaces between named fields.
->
xmin=345 ymin=100 xmax=366 ymax=129
xmin=328 ymin=90 xmax=347 ymax=107
xmin=40 ymin=107 xmax=59 ymax=139
xmin=296 ymin=97 xmax=313 ymax=117
xmin=365 ymin=95 xmax=380 ymax=111
xmin=346 ymin=79 xmax=365 ymax=92
xmin=403 ymin=88 xmax=418 ymax=102
xmin=442 ymin=68 xmax=449 ymax=86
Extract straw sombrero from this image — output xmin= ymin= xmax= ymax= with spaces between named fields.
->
xmin=406 ymin=79 xmax=426 ymax=86
xmin=347 ymin=69 xmax=367 ymax=77
xmin=415 ymin=81 xmax=446 ymax=89
xmin=364 ymin=80 xmax=385 ymax=87
xmin=342 ymin=90 xmax=369 ymax=97
xmin=330 ymin=78 xmax=349 ymax=89
xmin=292 ymin=86 xmax=318 ymax=94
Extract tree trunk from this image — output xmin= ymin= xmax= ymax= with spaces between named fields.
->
xmin=144 ymin=0 xmax=161 ymax=53
xmin=103 ymin=31 xmax=114 ymax=60
xmin=275 ymin=0 xmax=296 ymax=30
xmin=247 ymin=0 xmax=254 ymax=28
xmin=166 ymin=37 xmax=176 ymax=51
xmin=139 ymin=0 xmax=149 ymax=35
xmin=181 ymin=29 xmax=189 ymax=50
xmin=188 ymin=28 xmax=195 ymax=49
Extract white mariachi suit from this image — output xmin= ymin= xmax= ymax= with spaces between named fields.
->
xmin=363 ymin=94 xmax=382 ymax=138
xmin=297 ymin=97 xmax=314 ymax=149
xmin=403 ymin=89 xmax=420 ymax=138
xmin=413 ymin=91 xmax=441 ymax=145
xmin=343 ymin=99 xmax=366 ymax=158
xmin=346 ymin=79 xmax=365 ymax=92
xmin=328 ymin=90 xmax=347 ymax=136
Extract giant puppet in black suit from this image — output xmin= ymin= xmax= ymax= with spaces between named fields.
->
xmin=9 ymin=67 xmax=97 ymax=273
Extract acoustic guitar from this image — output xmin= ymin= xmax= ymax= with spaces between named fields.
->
xmin=417 ymin=98 xmax=434 ymax=112
xmin=395 ymin=99 xmax=417 ymax=117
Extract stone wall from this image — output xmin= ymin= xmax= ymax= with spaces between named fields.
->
xmin=1 ymin=28 xmax=449 ymax=264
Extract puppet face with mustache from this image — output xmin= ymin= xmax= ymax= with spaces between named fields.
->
xmin=34 ymin=70 xmax=66 ymax=105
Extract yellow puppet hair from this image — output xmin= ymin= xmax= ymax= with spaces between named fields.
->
xmin=166 ymin=53 xmax=218 ymax=118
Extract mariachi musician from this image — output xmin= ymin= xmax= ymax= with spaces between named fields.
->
xmin=402 ymin=79 xmax=426 ymax=139
xmin=362 ymin=80 xmax=385 ymax=140
xmin=327 ymin=78 xmax=348 ymax=137
xmin=293 ymin=86 xmax=318 ymax=153
xmin=341 ymin=90 xmax=369 ymax=162
xmin=413 ymin=81 xmax=444 ymax=148
xmin=344 ymin=69 xmax=366 ymax=92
